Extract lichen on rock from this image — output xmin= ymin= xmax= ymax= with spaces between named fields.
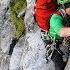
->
xmin=10 ymin=0 xmax=26 ymax=39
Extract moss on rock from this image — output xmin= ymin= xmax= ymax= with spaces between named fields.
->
xmin=10 ymin=0 xmax=26 ymax=39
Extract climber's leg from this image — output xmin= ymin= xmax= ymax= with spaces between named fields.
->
xmin=51 ymin=50 xmax=66 ymax=70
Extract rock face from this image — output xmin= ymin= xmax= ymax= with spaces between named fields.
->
xmin=0 ymin=0 xmax=10 ymax=30
xmin=24 ymin=0 xmax=35 ymax=33
xmin=9 ymin=26 xmax=55 ymax=70
xmin=0 ymin=0 xmax=13 ymax=53
xmin=21 ymin=29 xmax=55 ymax=70
xmin=64 ymin=57 xmax=70 ymax=70
xmin=0 ymin=0 xmax=13 ymax=70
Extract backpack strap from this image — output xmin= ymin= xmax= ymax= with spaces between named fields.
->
xmin=54 ymin=9 xmax=66 ymax=18
xmin=55 ymin=11 xmax=62 ymax=16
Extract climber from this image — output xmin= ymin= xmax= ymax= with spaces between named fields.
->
xmin=49 ymin=0 xmax=70 ymax=38
xmin=35 ymin=0 xmax=58 ymax=32
xmin=48 ymin=1 xmax=70 ymax=70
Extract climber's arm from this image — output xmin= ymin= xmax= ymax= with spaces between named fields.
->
xmin=60 ymin=27 xmax=70 ymax=37
xmin=50 ymin=14 xmax=70 ymax=38
xmin=49 ymin=14 xmax=63 ymax=38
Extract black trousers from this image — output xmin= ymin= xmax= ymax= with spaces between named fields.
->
xmin=51 ymin=50 xmax=66 ymax=70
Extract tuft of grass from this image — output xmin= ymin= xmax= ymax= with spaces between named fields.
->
xmin=10 ymin=0 xmax=26 ymax=39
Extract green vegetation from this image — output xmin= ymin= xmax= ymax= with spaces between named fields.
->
xmin=10 ymin=0 xmax=26 ymax=39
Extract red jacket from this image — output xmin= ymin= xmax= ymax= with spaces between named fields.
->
xmin=35 ymin=0 xmax=58 ymax=31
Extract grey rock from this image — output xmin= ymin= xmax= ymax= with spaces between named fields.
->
xmin=1 ymin=19 xmax=13 ymax=53
xmin=0 ymin=54 xmax=10 ymax=70
xmin=24 ymin=0 xmax=36 ymax=33
xmin=0 ymin=0 xmax=14 ymax=70
xmin=22 ymin=29 xmax=51 ymax=70
xmin=64 ymin=56 xmax=70 ymax=70
xmin=0 ymin=0 xmax=10 ymax=29
xmin=0 ymin=0 xmax=13 ymax=54
xmin=9 ymin=37 xmax=26 ymax=70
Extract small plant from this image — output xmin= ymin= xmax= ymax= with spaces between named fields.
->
xmin=10 ymin=0 xmax=26 ymax=39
